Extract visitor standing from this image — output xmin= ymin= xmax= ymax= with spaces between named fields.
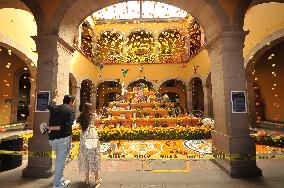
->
xmin=48 ymin=95 xmax=76 ymax=188
xmin=77 ymin=103 xmax=102 ymax=187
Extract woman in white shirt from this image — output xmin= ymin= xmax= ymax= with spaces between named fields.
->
xmin=77 ymin=103 xmax=102 ymax=186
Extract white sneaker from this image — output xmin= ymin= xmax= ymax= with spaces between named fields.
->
xmin=62 ymin=180 xmax=71 ymax=187
xmin=54 ymin=180 xmax=71 ymax=188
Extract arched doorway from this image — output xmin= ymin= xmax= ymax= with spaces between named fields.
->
xmin=126 ymin=29 xmax=156 ymax=63
xmin=128 ymin=79 xmax=154 ymax=91
xmin=16 ymin=72 xmax=31 ymax=122
xmin=158 ymin=29 xmax=189 ymax=63
xmin=103 ymin=92 xmax=121 ymax=107
xmin=159 ymin=79 xmax=187 ymax=113
xmin=250 ymin=41 xmax=284 ymax=123
xmin=0 ymin=45 xmax=34 ymax=125
xmin=96 ymin=81 xmax=122 ymax=110
xmin=80 ymin=79 xmax=95 ymax=112
xmin=189 ymin=77 xmax=204 ymax=113
xmin=93 ymin=31 xmax=123 ymax=64
xmin=162 ymin=92 xmax=180 ymax=103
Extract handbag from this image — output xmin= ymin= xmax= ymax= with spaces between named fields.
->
xmin=84 ymin=127 xmax=99 ymax=149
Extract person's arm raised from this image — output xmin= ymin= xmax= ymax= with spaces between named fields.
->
xmin=47 ymin=126 xmax=60 ymax=130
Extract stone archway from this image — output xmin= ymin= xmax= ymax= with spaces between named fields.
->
xmin=126 ymin=29 xmax=156 ymax=63
xmin=96 ymin=81 xmax=122 ymax=110
xmin=232 ymin=1 xmax=284 ymax=34
xmin=246 ymin=40 xmax=284 ymax=124
xmin=52 ymin=0 xmax=230 ymax=45
xmin=21 ymin=0 xmax=265 ymax=178
xmin=0 ymin=2 xmax=50 ymax=177
xmin=93 ymin=31 xmax=124 ymax=64
xmin=0 ymin=42 xmax=36 ymax=126
xmin=128 ymin=79 xmax=154 ymax=92
xmin=245 ymin=32 xmax=284 ymax=127
xmin=245 ymin=29 xmax=284 ymax=67
xmin=0 ymin=0 xmax=29 ymax=11
xmin=11 ymin=70 xmax=31 ymax=123
xmin=159 ymin=79 xmax=187 ymax=113
xmin=158 ymin=29 xmax=188 ymax=63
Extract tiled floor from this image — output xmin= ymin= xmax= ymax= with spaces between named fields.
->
xmin=0 ymin=158 xmax=284 ymax=188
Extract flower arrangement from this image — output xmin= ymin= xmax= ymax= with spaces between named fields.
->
xmin=72 ymin=127 xmax=212 ymax=141
xmin=72 ymin=127 xmax=283 ymax=148
xmin=251 ymin=130 xmax=284 ymax=148
xmin=256 ymin=130 xmax=267 ymax=137
xmin=200 ymin=118 xmax=214 ymax=129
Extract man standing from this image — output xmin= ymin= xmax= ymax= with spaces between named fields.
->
xmin=48 ymin=95 xmax=76 ymax=188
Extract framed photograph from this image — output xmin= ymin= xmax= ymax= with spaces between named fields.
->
xmin=231 ymin=91 xmax=247 ymax=113
xmin=35 ymin=91 xmax=50 ymax=112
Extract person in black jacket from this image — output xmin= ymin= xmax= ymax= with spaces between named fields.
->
xmin=48 ymin=95 xmax=75 ymax=188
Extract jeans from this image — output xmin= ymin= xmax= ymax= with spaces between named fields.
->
xmin=49 ymin=136 xmax=72 ymax=187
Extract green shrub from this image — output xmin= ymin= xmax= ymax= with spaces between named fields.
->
xmin=72 ymin=127 xmax=211 ymax=141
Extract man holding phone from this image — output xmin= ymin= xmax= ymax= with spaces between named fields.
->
xmin=48 ymin=95 xmax=76 ymax=188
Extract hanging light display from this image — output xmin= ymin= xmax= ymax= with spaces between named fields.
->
xmin=79 ymin=1 xmax=205 ymax=65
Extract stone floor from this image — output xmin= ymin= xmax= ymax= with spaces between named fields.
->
xmin=0 ymin=158 xmax=284 ymax=188
xmin=1 ymin=121 xmax=284 ymax=188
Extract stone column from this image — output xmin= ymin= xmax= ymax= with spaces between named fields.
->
xmin=70 ymin=82 xmax=81 ymax=117
xmin=22 ymin=35 xmax=74 ymax=178
xmin=71 ymin=84 xmax=81 ymax=117
xmin=206 ymin=31 xmax=261 ymax=178
xmin=91 ymin=88 xmax=97 ymax=109
xmin=203 ymin=83 xmax=214 ymax=117
xmin=203 ymin=85 xmax=209 ymax=117
xmin=246 ymin=73 xmax=257 ymax=128
xmin=208 ymin=83 xmax=214 ymax=117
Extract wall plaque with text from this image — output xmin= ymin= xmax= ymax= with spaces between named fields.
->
xmin=35 ymin=91 xmax=50 ymax=112
xmin=231 ymin=91 xmax=247 ymax=113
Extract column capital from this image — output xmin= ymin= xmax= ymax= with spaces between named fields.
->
xmin=205 ymin=30 xmax=249 ymax=53
xmin=203 ymin=84 xmax=211 ymax=89
xmin=73 ymin=85 xmax=81 ymax=90
xmin=32 ymin=35 xmax=75 ymax=55
xmin=185 ymin=84 xmax=192 ymax=91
